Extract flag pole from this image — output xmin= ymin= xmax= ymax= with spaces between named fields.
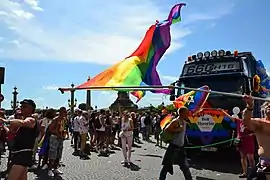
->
xmin=58 ymin=85 xmax=269 ymax=101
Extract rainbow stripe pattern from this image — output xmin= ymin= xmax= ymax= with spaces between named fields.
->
xmin=75 ymin=3 xmax=186 ymax=102
xmin=160 ymin=114 xmax=173 ymax=130
xmin=173 ymin=85 xmax=210 ymax=112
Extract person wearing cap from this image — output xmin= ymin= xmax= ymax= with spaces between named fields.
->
xmin=0 ymin=109 xmax=22 ymax=178
xmin=159 ymin=107 xmax=192 ymax=180
xmin=0 ymin=99 xmax=38 ymax=180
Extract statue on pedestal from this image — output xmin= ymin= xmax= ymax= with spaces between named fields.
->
xmin=109 ymin=91 xmax=138 ymax=111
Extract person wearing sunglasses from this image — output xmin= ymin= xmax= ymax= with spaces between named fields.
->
xmin=0 ymin=99 xmax=37 ymax=180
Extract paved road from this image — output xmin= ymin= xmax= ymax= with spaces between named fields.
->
xmin=1 ymin=140 xmax=241 ymax=180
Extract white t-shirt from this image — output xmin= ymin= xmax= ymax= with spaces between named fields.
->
xmin=79 ymin=116 xmax=89 ymax=134
xmin=140 ymin=116 xmax=146 ymax=128
xmin=96 ymin=114 xmax=105 ymax=131
xmin=73 ymin=116 xmax=81 ymax=132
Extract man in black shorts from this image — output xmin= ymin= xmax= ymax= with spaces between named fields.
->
xmin=0 ymin=99 xmax=37 ymax=180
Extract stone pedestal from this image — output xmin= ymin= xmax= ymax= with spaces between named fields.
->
xmin=109 ymin=91 xmax=138 ymax=111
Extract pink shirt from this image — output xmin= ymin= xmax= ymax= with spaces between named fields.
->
xmin=236 ymin=118 xmax=253 ymax=138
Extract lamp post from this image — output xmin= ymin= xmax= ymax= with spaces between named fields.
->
xmin=86 ymin=76 xmax=92 ymax=110
xmin=11 ymin=86 xmax=19 ymax=112
xmin=68 ymin=83 xmax=77 ymax=115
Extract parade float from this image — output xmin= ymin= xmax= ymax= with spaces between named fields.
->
xmin=170 ymin=50 xmax=270 ymax=153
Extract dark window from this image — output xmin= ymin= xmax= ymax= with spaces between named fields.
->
xmin=178 ymin=75 xmax=245 ymax=110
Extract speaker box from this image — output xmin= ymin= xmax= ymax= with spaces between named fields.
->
xmin=0 ymin=67 xmax=5 ymax=84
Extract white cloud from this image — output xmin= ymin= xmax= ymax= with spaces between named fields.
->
xmin=42 ymin=85 xmax=59 ymax=90
xmin=0 ymin=0 xmax=234 ymax=65
xmin=24 ymin=0 xmax=43 ymax=11
xmin=11 ymin=9 xmax=34 ymax=20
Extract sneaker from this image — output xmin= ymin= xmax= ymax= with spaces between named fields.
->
xmin=53 ymin=169 xmax=63 ymax=175
xmin=41 ymin=164 xmax=48 ymax=170
xmin=239 ymin=173 xmax=246 ymax=178
xmin=121 ymin=159 xmax=128 ymax=164
xmin=48 ymin=170 xmax=54 ymax=177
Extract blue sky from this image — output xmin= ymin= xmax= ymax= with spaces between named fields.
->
xmin=0 ymin=0 xmax=269 ymax=109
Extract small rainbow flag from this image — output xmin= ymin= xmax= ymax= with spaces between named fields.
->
xmin=131 ymin=90 xmax=146 ymax=103
xmin=160 ymin=114 xmax=173 ymax=130
xmin=173 ymin=85 xmax=210 ymax=113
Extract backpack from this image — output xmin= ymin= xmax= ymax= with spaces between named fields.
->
xmin=159 ymin=122 xmax=176 ymax=143
xmin=94 ymin=117 xmax=102 ymax=129
xmin=160 ymin=129 xmax=176 ymax=143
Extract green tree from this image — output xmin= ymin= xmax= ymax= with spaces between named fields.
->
xmin=165 ymin=104 xmax=176 ymax=112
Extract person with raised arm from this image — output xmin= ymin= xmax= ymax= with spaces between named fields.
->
xmin=242 ymin=95 xmax=270 ymax=179
xmin=218 ymin=108 xmax=255 ymax=178
xmin=0 ymin=99 xmax=37 ymax=180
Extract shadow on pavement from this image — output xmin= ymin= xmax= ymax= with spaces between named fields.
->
xmin=129 ymin=162 xmax=141 ymax=171
xmin=123 ymin=162 xmax=141 ymax=171
xmin=137 ymin=153 xmax=163 ymax=158
xmin=33 ymin=169 xmax=63 ymax=180
xmin=196 ymin=176 xmax=216 ymax=180
xmin=188 ymin=151 xmax=241 ymax=174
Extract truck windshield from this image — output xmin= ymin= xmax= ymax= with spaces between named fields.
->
xmin=178 ymin=75 xmax=245 ymax=109
xmin=181 ymin=75 xmax=243 ymax=94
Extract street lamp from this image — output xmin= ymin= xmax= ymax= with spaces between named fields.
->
xmin=69 ymin=83 xmax=77 ymax=115
xmin=86 ymin=76 xmax=92 ymax=110
xmin=11 ymin=100 xmax=19 ymax=109
xmin=11 ymin=86 xmax=19 ymax=112
xmin=68 ymin=98 xmax=77 ymax=107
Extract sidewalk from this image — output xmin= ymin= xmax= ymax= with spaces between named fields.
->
xmin=1 ymin=139 xmax=240 ymax=180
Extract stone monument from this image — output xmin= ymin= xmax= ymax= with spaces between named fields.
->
xmin=109 ymin=91 xmax=138 ymax=111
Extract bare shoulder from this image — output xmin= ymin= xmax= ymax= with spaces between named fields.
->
xmin=170 ymin=118 xmax=179 ymax=125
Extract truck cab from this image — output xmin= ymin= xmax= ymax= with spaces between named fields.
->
xmin=172 ymin=50 xmax=263 ymax=152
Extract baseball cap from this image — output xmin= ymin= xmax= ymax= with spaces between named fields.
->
xmin=75 ymin=108 xmax=82 ymax=112
xmin=20 ymin=99 xmax=36 ymax=110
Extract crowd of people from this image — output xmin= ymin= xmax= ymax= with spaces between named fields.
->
xmin=0 ymin=99 xmax=168 ymax=179
xmin=0 ymin=95 xmax=269 ymax=180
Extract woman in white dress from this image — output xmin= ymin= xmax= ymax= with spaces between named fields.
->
xmin=120 ymin=111 xmax=134 ymax=165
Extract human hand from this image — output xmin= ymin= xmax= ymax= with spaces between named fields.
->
xmin=0 ymin=117 xmax=5 ymax=123
xmin=243 ymin=94 xmax=254 ymax=107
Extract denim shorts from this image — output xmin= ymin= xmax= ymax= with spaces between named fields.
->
xmin=48 ymin=135 xmax=63 ymax=160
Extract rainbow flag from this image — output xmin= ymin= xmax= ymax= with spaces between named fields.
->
xmin=131 ymin=91 xmax=146 ymax=103
xmin=173 ymin=85 xmax=210 ymax=113
xmin=73 ymin=3 xmax=186 ymax=102
xmin=160 ymin=114 xmax=173 ymax=130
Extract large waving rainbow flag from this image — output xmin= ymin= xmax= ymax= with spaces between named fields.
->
xmin=68 ymin=3 xmax=186 ymax=102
